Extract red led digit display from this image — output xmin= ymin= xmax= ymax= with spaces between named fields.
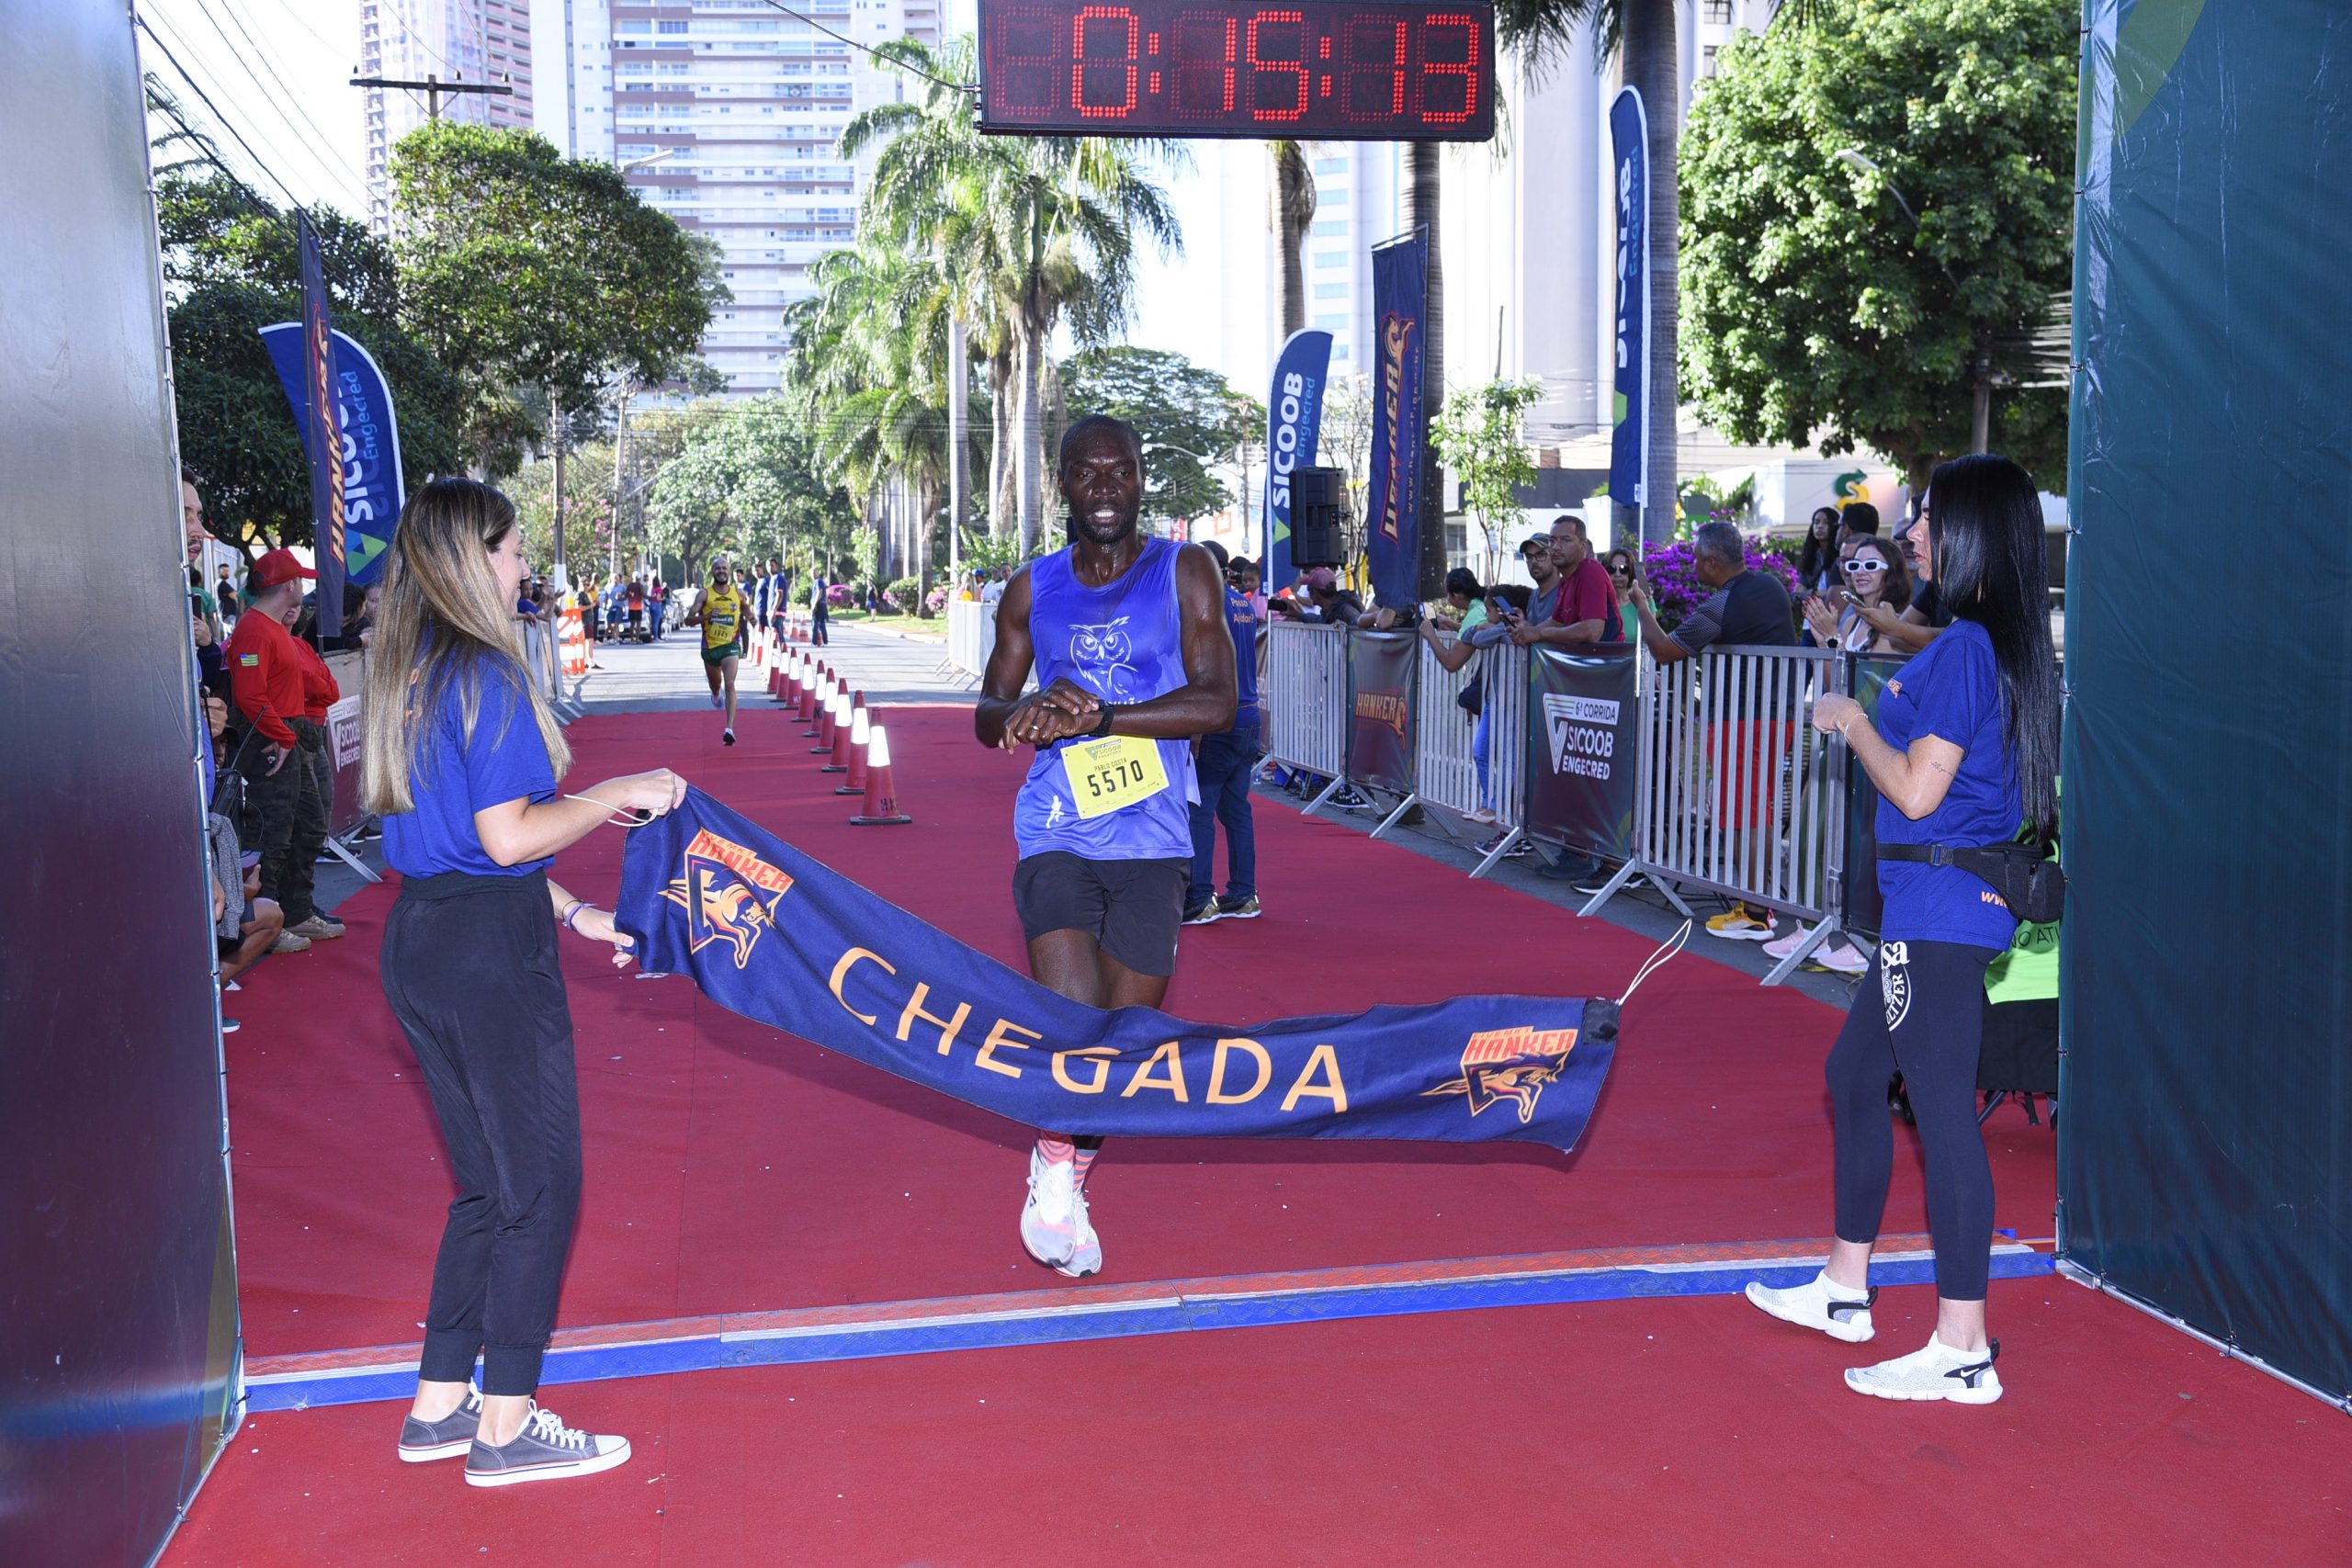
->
xmin=981 ymin=0 xmax=1493 ymax=141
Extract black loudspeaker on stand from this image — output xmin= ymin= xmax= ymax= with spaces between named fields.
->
xmin=1289 ymin=466 xmax=1346 ymax=570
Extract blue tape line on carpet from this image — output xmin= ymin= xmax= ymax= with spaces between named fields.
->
xmin=243 ymin=1249 xmax=2053 ymax=1414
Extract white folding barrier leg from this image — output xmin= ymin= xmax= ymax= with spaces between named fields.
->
xmin=1469 ymin=827 xmax=1522 ymax=879
xmin=1300 ymin=774 xmax=1347 ymax=819
xmin=1369 ymin=792 xmax=1419 ymax=840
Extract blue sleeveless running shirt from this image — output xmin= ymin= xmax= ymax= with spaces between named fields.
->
xmin=1013 ymin=536 xmax=1197 ymax=861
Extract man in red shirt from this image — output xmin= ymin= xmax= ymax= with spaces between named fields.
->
xmin=1510 ymin=513 xmax=1622 ymax=650
xmin=284 ymin=601 xmax=348 ymax=942
xmin=226 ymin=549 xmax=334 ymax=946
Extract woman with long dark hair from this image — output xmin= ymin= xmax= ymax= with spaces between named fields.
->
xmin=364 ymin=478 xmax=685 ymax=1486
xmin=1799 ymin=534 xmax=1912 ymax=654
xmin=1746 ymin=455 xmax=2060 ymax=1404
xmin=1796 ymin=506 xmax=1841 ymax=595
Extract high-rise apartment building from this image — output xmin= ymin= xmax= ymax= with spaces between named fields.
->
xmin=541 ymin=0 xmax=942 ymax=396
xmin=359 ymin=0 xmax=536 ymax=234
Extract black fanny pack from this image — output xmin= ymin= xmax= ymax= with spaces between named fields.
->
xmin=1878 ymin=840 xmax=2065 ymax=924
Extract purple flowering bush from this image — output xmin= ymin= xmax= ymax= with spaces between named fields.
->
xmin=826 ymin=583 xmax=855 ymax=608
xmin=1638 ymin=535 xmax=1805 ymax=633
xmin=925 ymin=584 xmax=952 ymax=615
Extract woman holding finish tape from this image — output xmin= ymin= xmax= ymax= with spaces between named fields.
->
xmin=1745 ymin=454 xmax=2060 ymax=1404
xmin=361 ymin=478 xmax=685 ymax=1487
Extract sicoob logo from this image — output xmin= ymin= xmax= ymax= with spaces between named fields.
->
xmin=1423 ymin=1026 xmax=1580 ymax=1123
xmin=663 ymin=828 xmax=795 ymax=968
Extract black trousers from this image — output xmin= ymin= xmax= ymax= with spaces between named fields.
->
xmin=242 ymin=716 xmax=325 ymax=926
xmin=381 ymin=869 xmax=582 ymax=1395
xmin=810 ymin=603 xmax=829 ymax=645
xmin=1826 ymin=939 xmax=1998 ymax=1301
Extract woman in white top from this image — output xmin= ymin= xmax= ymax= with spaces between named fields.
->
xmin=1802 ymin=535 xmax=1911 ymax=654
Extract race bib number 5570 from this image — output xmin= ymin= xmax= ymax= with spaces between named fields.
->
xmin=1059 ymin=735 xmax=1169 ymax=819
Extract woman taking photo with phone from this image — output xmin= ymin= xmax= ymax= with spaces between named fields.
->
xmin=1801 ymin=534 xmax=1912 ymax=654
xmin=1745 ymin=454 xmax=2060 ymax=1404
xmin=363 ymin=478 xmax=686 ymax=1487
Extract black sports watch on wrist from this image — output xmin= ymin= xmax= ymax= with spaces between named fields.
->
xmin=1090 ymin=704 xmax=1117 ymax=739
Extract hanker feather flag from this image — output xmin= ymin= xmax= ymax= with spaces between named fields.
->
xmin=617 ymin=791 xmax=1616 ymax=1153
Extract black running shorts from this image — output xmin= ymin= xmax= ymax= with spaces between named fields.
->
xmin=1012 ymin=852 xmax=1190 ymax=976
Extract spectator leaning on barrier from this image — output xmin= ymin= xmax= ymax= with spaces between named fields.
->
xmin=1626 ymin=521 xmax=1800 ymax=939
xmin=1512 ymin=513 xmax=1622 ymax=649
xmin=1604 ymin=547 xmax=1640 ymax=627
xmin=226 ymin=548 xmax=334 ymax=951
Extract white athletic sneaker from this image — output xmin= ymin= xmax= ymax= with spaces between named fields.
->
xmin=1020 ymin=1145 xmax=1080 ymax=1269
xmin=722 ymin=727 xmax=737 ymax=747
xmin=1845 ymin=1335 xmax=2003 ymax=1404
xmin=1059 ymin=1194 xmax=1102 ymax=1279
xmin=1745 ymin=1269 xmax=1877 ymax=1343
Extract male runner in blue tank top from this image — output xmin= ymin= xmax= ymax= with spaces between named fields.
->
xmin=976 ymin=414 xmax=1238 ymax=1278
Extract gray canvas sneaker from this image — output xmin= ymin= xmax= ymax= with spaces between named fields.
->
xmin=464 ymin=1402 xmax=632 ymax=1488
xmin=396 ymin=1385 xmax=483 ymax=1462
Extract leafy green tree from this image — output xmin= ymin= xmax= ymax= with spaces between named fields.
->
xmin=156 ymin=167 xmax=464 ymax=553
xmin=389 ymin=121 xmax=721 ymax=469
xmin=1431 ymin=378 xmax=1544 ymax=577
xmin=1679 ymin=0 xmax=2076 ymax=486
xmin=1059 ymin=347 xmax=1262 ymax=525
xmin=646 ymin=397 xmax=857 ymax=581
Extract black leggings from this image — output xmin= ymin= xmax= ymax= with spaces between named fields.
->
xmin=1827 ymin=939 xmax=1998 ymax=1302
xmin=382 ymin=870 xmax=582 ymax=1396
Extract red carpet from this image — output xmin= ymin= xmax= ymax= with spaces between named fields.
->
xmin=220 ymin=704 xmax=2059 ymax=1360
xmin=168 ymin=701 xmax=2350 ymax=1565
xmin=173 ymin=1281 xmax=2347 ymax=1567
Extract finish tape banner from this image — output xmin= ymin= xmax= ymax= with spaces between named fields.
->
xmin=618 ymin=790 xmax=1615 ymax=1153
xmin=1347 ymin=628 xmax=1417 ymax=795
xmin=1524 ymin=643 xmax=1641 ymax=860
xmin=261 ymin=323 xmax=406 ymax=587
xmin=1366 ymin=231 xmax=1429 ymax=611
xmin=1262 ymin=328 xmax=1332 ymax=596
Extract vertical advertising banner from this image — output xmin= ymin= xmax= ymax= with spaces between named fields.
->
xmin=295 ymin=212 xmax=345 ymax=638
xmin=1262 ymin=329 xmax=1333 ymax=595
xmin=1524 ymin=645 xmax=1641 ymax=860
xmin=262 ymin=324 xmax=406 ymax=587
xmin=1366 ymin=231 xmax=1429 ymax=611
xmin=1608 ymin=87 xmax=1650 ymax=514
xmin=1347 ymin=628 xmax=1418 ymax=794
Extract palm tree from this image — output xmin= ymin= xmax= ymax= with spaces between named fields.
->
xmin=1492 ymin=0 xmax=1679 ymax=543
xmin=1269 ymin=140 xmax=1318 ymax=340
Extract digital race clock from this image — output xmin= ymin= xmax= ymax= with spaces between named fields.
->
xmin=978 ymin=0 xmax=1495 ymax=141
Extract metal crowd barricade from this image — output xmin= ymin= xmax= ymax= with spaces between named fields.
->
xmin=944 ymin=598 xmax=995 ymax=684
xmin=1410 ymin=634 xmax=1532 ymax=877
xmin=1616 ymin=643 xmax=1847 ymax=983
xmin=1261 ymin=620 xmax=1350 ymax=812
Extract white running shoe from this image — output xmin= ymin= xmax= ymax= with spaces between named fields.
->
xmin=1059 ymin=1193 xmax=1102 ymax=1279
xmin=1845 ymin=1335 xmax=2004 ymax=1404
xmin=1745 ymin=1269 xmax=1877 ymax=1343
xmin=1811 ymin=942 xmax=1868 ymax=976
xmin=1019 ymin=1145 xmax=1080 ymax=1269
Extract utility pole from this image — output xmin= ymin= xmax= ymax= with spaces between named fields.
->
xmin=348 ymin=73 xmax=514 ymax=120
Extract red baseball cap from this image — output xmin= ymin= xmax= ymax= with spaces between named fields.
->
xmin=251 ymin=548 xmax=317 ymax=590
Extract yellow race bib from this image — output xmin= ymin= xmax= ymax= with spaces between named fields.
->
xmin=1059 ymin=735 xmax=1170 ymax=819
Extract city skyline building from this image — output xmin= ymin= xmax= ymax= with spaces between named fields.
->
xmin=359 ymin=0 xmax=536 ymax=234
xmin=537 ymin=0 xmax=942 ymax=397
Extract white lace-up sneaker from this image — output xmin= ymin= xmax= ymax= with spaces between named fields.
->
xmin=1020 ymin=1145 xmax=1080 ymax=1269
xmin=1058 ymin=1181 xmax=1102 ymax=1279
xmin=1845 ymin=1336 xmax=2004 ymax=1404
xmin=1745 ymin=1269 xmax=1878 ymax=1343
xmin=463 ymin=1402 xmax=632 ymax=1487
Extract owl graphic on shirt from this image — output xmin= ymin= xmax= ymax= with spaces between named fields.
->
xmin=1067 ymin=617 xmax=1139 ymax=699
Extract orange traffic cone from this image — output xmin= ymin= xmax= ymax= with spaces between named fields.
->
xmin=809 ymin=679 xmax=838 ymax=752
xmin=849 ymin=721 xmax=912 ymax=825
xmin=799 ymin=668 xmax=825 ymax=732
xmin=834 ymin=705 xmax=870 ymax=794
xmin=822 ymin=690 xmax=854 ymax=773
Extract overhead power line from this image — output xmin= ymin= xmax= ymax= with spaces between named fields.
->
xmin=748 ymin=0 xmax=977 ymax=96
xmin=193 ymin=0 xmax=371 ymax=195
xmin=136 ymin=10 xmax=309 ymax=216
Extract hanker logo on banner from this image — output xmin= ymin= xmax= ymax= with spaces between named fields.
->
xmin=617 ymin=791 xmax=1622 ymax=1152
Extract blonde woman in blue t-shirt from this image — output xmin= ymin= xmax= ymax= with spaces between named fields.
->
xmin=362 ymin=478 xmax=685 ymax=1486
